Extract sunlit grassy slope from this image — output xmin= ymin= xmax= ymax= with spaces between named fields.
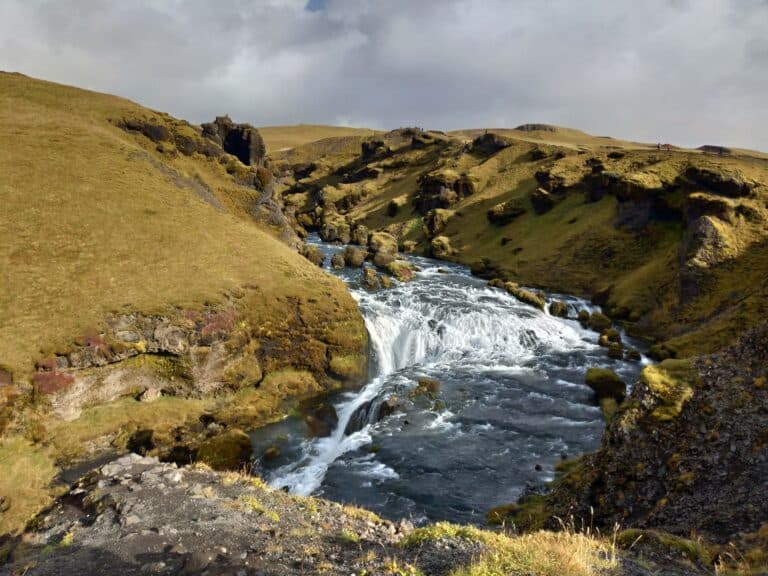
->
xmin=0 ymin=72 xmax=357 ymax=376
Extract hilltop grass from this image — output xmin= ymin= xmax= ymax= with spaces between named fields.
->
xmin=257 ymin=124 xmax=377 ymax=152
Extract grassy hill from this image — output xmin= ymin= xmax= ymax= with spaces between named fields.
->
xmin=0 ymin=73 xmax=367 ymax=534
xmin=258 ymin=124 xmax=377 ymax=153
xmin=277 ymin=125 xmax=768 ymax=358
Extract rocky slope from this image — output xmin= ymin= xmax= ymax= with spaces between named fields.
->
xmin=485 ymin=323 xmax=767 ymax=565
xmin=2 ymin=454 xmax=713 ymax=576
xmin=0 ymin=73 xmax=367 ymax=536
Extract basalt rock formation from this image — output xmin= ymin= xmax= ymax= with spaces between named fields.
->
xmin=201 ymin=115 xmax=267 ymax=167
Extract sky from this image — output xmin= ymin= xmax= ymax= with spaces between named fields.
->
xmin=1 ymin=0 xmax=767 ymax=150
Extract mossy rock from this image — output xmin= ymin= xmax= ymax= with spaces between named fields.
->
xmin=587 ymin=312 xmax=612 ymax=332
xmin=342 ymin=246 xmax=366 ymax=267
xmin=330 ymin=253 xmax=345 ymax=269
xmin=598 ymin=328 xmax=621 ymax=346
xmin=577 ymin=309 xmax=590 ymax=326
xmin=430 ymin=236 xmax=454 ymax=259
xmin=585 ymin=367 xmax=626 ymax=402
xmin=640 ymin=359 xmax=696 ymax=421
xmin=300 ymin=245 xmax=324 ymax=267
xmin=415 ymin=377 xmax=440 ymax=397
xmin=504 ymin=282 xmax=545 ymax=310
xmin=548 ymin=300 xmax=568 ymax=318
xmin=385 ymin=260 xmax=416 ymax=282
xmin=196 ymin=429 xmax=253 ymax=471
xmin=368 ymin=231 xmax=398 ymax=256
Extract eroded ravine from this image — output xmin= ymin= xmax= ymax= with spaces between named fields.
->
xmin=250 ymin=237 xmax=646 ymax=525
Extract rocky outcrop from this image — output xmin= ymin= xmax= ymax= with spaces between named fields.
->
xmin=515 ymin=123 xmax=558 ymax=132
xmin=471 ymin=132 xmax=511 ymax=155
xmin=4 ymin=454 xmax=475 ymax=576
xmin=423 ymin=209 xmax=453 ymax=238
xmin=430 ymin=236 xmax=455 ymax=259
xmin=414 ymin=170 xmax=476 ymax=214
xmin=342 ymin=246 xmax=366 ymax=267
xmin=361 ymin=138 xmax=390 ymax=161
xmin=543 ymin=325 xmax=768 ymax=543
xmin=684 ymin=166 xmax=757 ymax=197
xmin=487 ymin=199 xmax=526 ymax=225
xmin=201 ymin=115 xmax=266 ymax=167
xmin=530 ymin=188 xmax=557 ymax=215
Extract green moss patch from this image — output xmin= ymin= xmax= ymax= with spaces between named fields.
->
xmin=640 ymin=359 xmax=697 ymax=421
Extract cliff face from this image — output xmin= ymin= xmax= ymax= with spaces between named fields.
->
xmin=545 ymin=323 xmax=767 ymax=543
xmin=0 ymin=73 xmax=367 ymax=536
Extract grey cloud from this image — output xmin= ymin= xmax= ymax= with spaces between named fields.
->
xmin=0 ymin=0 xmax=766 ymax=150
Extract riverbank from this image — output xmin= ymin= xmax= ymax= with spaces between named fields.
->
xmin=1 ymin=453 xmax=713 ymax=576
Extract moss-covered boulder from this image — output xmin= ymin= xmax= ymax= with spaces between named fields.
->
xmin=385 ymin=260 xmax=416 ymax=282
xmin=598 ymin=328 xmax=621 ymax=347
xmin=639 ymin=359 xmax=696 ymax=421
xmin=487 ymin=199 xmax=526 ymax=225
xmin=548 ymin=300 xmax=569 ymax=318
xmin=319 ymin=210 xmax=351 ymax=243
xmin=342 ymin=246 xmax=366 ymax=267
xmin=361 ymin=267 xmax=380 ymax=290
xmin=587 ymin=312 xmax=612 ymax=332
xmin=196 ymin=429 xmax=253 ymax=471
xmin=330 ymin=253 xmax=345 ymax=269
xmin=368 ymin=231 xmax=398 ymax=257
xmin=299 ymin=245 xmax=324 ymax=267
xmin=504 ymin=282 xmax=545 ymax=310
xmin=430 ymin=236 xmax=455 ymax=259
xmin=585 ymin=367 xmax=626 ymax=403
xmin=350 ymin=222 xmax=370 ymax=246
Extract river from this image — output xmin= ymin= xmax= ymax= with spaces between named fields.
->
xmin=249 ymin=236 xmax=645 ymax=525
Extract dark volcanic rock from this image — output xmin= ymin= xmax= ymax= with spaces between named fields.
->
xmin=546 ymin=324 xmax=768 ymax=543
xmin=471 ymin=132 xmax=511 ymax=155
xmin=201 ymin=115 xmax=266 ymax=166
xmin=684 ymin=166 xmax=756 ymax=197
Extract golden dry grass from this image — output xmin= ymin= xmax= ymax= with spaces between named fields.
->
xmin=0 ymin=72 xmax=354 ymax=376
xmin=0 ymin=437 xmax=59 ymax=535
xmin=258 ymin=124 xmax=377 ymax=153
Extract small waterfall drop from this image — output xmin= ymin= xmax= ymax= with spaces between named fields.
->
xmin=267 ymin=253 xmax=603 ymax=497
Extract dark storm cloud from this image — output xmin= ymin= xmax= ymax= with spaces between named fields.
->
xmin=1 ymin=0 xmax=766 ymax=150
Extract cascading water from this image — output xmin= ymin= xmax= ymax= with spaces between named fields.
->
xmin=251 ymin=237 xmax=645 ymax=525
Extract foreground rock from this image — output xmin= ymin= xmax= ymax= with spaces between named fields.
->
xmin=2 ymin=454 xmax=483 ymax=576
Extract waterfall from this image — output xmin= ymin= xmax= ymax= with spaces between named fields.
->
xmin=267 ymin=261 xmax=596 ymax=496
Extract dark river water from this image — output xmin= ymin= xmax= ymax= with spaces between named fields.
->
xmin=249 ymin=236 xmax=645 ymax=525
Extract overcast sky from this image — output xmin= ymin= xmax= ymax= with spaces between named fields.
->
xmin=2 ymin=0 xmax=767 ymax=150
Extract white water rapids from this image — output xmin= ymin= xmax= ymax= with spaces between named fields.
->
xmin=263 ymin=246 xmax=640 ymax=510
